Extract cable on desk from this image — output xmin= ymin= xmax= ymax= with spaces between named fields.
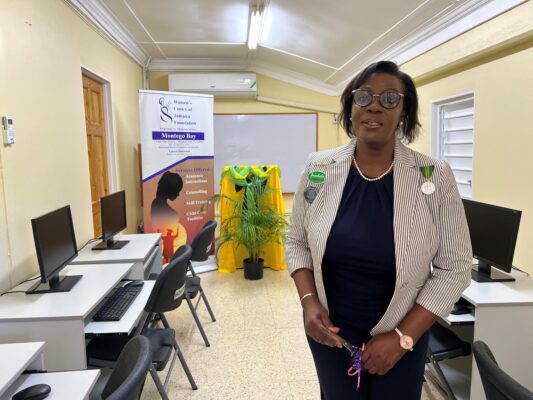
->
xmin=78 ymin=236 xmax=101 ymax=251
xmin=0 ymin=290 xmax=26 ymax=296
xmin=19 ymin=276 xmax=40 ymax=284
xmin=0 ymin=275 xmax=41 ymax=296
xmin=512 ymin=265 xmax=529 ymax=276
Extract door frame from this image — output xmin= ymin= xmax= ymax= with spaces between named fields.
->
xmin=81 ymin=65 xmax=117 ymax=193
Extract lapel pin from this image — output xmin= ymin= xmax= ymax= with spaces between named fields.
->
xmin=304 ymin=187 xmax=318 ymax=204
xmin=308 ymin=171 xmax=326 ymax=185
xmin=313 ymin=160 xmax=335 ymax=167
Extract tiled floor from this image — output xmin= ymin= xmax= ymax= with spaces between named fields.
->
xmin=141 ymin=268 xmax=446 ymax=400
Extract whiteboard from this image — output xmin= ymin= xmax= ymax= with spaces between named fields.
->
xmin=214 ymin=113 xmax=317 ymax=193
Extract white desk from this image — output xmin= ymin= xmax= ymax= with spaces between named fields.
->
xmin=4 ymin=371 xmax=100 ymax=400
xmin=0 ymin=263 xmax=152 ymax=371
xmin=0 ymin=342 xmax=45 ymax=398
xmin=441 ymin=270 xmax=533 ymax=399
xmin=0 ymin=342 xmax=99 ymax=400
xmin=71 ymin=233 xmax=162 ymax=280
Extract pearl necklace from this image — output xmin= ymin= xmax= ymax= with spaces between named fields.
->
xmin=352 ymin=156 xmax=394 ymax=182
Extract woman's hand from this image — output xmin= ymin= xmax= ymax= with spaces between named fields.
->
xmin=362 ymin=331 xmax=407 ymax=375
xmin=302 ymin=297 xmax=342 ymax=348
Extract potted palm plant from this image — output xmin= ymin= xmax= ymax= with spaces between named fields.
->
xmin=210 ymin=171 xmax=287 ymax=280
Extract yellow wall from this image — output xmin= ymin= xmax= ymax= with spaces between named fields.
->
xmin=0 ymin=0 xmax=143 ymax=292
xmin=149 ymin=71 xmax=343 ymax=211
xmin=402 ymin=1 xmax=533 ymax=274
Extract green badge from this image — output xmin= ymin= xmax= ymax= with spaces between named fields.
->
xmin=308 ymin=171 xmax=325 ymax=184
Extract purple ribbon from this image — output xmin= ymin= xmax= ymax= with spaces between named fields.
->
xmin=347 ymin=343 xmax=365 ymax=390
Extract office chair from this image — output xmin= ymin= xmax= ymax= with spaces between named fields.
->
xmin=87 ymin=245 xmax=198 ymax=400
xmin=473 ymin=341 xmax=533 ymax=400
xmin=151 ymin=220 xmax=217 ymax=347
xmin=89 ymin=335 xmax=151 ymax=400
xmin=425 ymin=321 xmax=471 ymax=400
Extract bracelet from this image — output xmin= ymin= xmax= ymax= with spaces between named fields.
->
xmin=300 ymin=292 xmax=316 ymax=303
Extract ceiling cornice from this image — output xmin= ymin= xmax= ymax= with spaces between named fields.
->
xmin=388 ymin=0 xmax=527 ymax=65
xmin=251 ymin=62 xmax=338 ymax=96
xmin=65 ymin=0 xmax=149 ymax=66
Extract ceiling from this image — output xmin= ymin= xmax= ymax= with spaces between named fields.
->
xmin=68 ymin=0 xmax=523 ymax=95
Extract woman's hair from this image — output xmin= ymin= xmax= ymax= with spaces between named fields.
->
xmin=156 ymin=171 xmax=183 ymax=198
xmin=339 ymin=60 xmax=420 ymax=143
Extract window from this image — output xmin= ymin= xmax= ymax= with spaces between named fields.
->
xmin=431 ymin=93 xmax=474 ymax=198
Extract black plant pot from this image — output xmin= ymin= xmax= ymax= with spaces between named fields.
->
xmin=243 ymin=258 xmax=264 ymax=280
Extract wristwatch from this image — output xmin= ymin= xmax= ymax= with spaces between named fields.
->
xmin=394 ymin=328 xmax=414 ymax=351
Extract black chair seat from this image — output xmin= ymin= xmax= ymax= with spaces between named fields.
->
xmin=141 ymin=328 xmax=174 ymax=371
xmin=186 ymin=275 xmax=201 ymax=289
xmin=186 ymin=276 xmax=201 ymax=297
xmin=428 ymin=322 xmax=471 ymax=362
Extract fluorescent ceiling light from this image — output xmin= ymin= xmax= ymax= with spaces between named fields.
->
xmin=247 ymin=9 xmax=262 ymax=50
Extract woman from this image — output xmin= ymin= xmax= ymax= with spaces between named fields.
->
xmin=285 ymin=61 xmax=471 ymax=399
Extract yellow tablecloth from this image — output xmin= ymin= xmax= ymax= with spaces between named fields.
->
xmin=218 ymin=165 xmax=287 ymax=273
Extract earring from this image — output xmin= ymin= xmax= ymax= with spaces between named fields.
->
xmin=350 ymin=117 xmax=352 ymax=121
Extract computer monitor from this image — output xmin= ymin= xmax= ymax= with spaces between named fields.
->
xmin=92 ymin=190 xmax=129 ymax=250
xmin=27 ymin=205 xmax=81 ymax=294
xmin=462 ymin=199 xmax=521 ymax=283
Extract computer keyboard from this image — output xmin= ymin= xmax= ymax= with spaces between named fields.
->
xmin=92 ymin=284 xmax=143 ymax=321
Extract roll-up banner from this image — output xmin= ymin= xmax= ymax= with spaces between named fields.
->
xmin=139 ymin=90 xmax=214 ymax=264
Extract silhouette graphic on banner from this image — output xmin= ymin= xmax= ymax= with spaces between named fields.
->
xmin=151 ymin=171 xmax=187 ymax=262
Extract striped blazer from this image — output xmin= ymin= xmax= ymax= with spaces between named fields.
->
xmin=285 ymin=138 xmax=472 ymax=335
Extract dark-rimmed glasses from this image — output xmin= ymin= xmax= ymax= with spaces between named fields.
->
xmin=352 ymin=89 xmax=404 ymax=109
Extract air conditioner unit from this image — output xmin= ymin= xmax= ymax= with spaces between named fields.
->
xmin=168 ymin=72 xmax=257 ymax=98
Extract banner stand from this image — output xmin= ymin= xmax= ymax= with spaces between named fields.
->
xmin=139 ymin=90 xmax=215 ymax=264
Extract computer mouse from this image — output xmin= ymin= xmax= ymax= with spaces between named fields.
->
xmin=125 ymin=280 xmax=144 ymax=288
xmin=12 ymin=384 xmax=51 ymax=400
xmin=450 ymin=303 xmax=471 ymax=315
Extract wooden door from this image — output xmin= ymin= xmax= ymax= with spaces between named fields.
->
xmin=82 ymin=74 xmax=109 ymax=237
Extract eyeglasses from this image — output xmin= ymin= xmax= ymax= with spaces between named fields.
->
xmin=352 ymin=89 xmax=404 ymax=109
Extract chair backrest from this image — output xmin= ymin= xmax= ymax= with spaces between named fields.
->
xmin=187 ymin=220 xmax=217 ymax=262
xmin=101 ymin=335 xmax=151 ymax=400
xmin=473 ymin=341 xmax=533 ymax=400
xmin=145 ymin=244 xmax=192 ymax=314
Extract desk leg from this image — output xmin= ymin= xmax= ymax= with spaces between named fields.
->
xmin=28 ymin=352 xmax=45 ymax=371
xmin=472 ymin=304 xmax=533 ymax=399
xmin=0 ymin=319 xmax=87 ymax=372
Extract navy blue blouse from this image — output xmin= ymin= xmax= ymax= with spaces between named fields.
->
xmin=322 ymin=165 xmax=396 ymax=333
